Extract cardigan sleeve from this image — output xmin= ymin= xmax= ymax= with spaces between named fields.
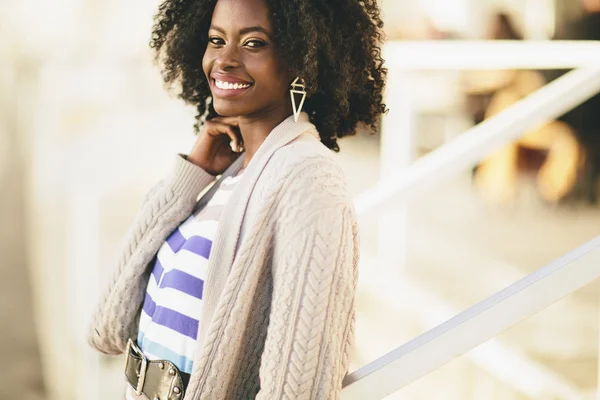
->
xmin=87 ymin=154 xmax=216 ymax=354
xmin=255 ymin=167 xmax=360 ymax=400
xmin=140 ymin=154 xmax=217 ymax=207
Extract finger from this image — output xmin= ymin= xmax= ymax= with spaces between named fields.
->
xmin=206 ymin=122 xmax=242 ymax=152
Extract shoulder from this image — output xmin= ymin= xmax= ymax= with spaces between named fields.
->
xmin=252 ymin=132 xmax=356 ymax=226
xmin=264 ymin=131 xmax=350 ymax=199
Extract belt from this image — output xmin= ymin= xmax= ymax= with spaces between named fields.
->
xmin=124 ymin=338 xmax=190 ymax=400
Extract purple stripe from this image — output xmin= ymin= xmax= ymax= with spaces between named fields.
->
xmin=166 ymin=229 xmax=186 ymax=253
xmin=142 ymin=293 xmax=156 ymax=317
xmin=151 ymin=306 xmax=199 ymax=338
xmin=151 ymin=258 xmax=164 ymax=283
xmin=159 ymin=269 xmax=204 ymax=299
xmin=181 ymin=236 xmax=212 ymax=259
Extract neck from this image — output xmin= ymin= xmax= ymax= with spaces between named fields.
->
xmin=238 ymin=102 xmax=294 ymax=168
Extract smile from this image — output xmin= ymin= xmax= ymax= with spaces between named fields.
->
xmin=214 ymin=80 xmax=252 ymax=90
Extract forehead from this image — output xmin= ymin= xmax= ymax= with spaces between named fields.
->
xmin=211 ymin=0 xmax=272 ymax=30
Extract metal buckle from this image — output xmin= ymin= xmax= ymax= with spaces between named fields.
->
xmin=126 ymin=338 xmax=148 ymax=396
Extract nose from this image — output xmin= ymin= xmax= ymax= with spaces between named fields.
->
xmin=215 ymin=44 xmax=241 ymax=71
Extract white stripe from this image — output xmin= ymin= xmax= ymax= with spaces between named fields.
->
xmin=153 ymin=251 xmax=209 ymax=289
xmin=177 ymin=218 xmax=219 ymax=240
xmin=145 ymin=276 xmax=159 ymax=297
xmin=223 ymin=174 xmax=243 ymax=184
xmin=144 ymin=280 xmax=204 ymax=320
xmin=155 ymin=251 xmax=209 ymax=282
xmin=152 ymin=287 xmax=204 ymax=319
xmin=156 ymin=240 xmax=176 ymax=262
xmin=138 ymin=309 xmax=153 ymax=334
xmin=172 ymin=251 xmax=209 ymax=280
xmin=210 ymin=188 xmax=235 ymax=205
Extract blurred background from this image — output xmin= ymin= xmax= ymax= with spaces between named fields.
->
xmin=2 ymin=0 xmax=600 ymax=399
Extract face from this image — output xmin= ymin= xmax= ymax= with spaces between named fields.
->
xmin=202 ymin=0 xmax=295 ymax=119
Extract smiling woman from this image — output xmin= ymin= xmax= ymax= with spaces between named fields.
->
xmin=88 ymin=0 xmax=386 ymax=399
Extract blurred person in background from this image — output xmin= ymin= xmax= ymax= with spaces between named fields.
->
xmin=87 ymin=0 xmax=387 ymax=399
xmin=465 ymin=11 xmax=584 ymax=204
xmin=542 ymin=0 xmax=600 ymax=203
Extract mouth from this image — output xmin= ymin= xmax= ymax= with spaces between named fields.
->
xmin=211 ymin=78 xmax=254 ymax=98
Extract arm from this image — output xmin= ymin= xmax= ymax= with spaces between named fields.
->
xmin=88 ymin=154 xmax=216 ymax=354
xmin=140 ymin=154 xmax=216 ymax=206
xmin=256 ymin=169 xmax=360 ymax=400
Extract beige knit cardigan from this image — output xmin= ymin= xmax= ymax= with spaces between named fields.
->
xmin=88 ymin=113 xmax=359 ymax=400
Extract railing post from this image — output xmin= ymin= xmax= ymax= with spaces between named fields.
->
xmin=66 ymin=186 xmax=102 ymax=400
xmin=378 ymin=70 xmax=415 ymax=278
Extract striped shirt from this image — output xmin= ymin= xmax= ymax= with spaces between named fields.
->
xmin=136 ymin=172 xmax=243 ymax=374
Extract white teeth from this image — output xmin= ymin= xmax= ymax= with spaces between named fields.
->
xmin=215 ymin=80 xmax=250 ymax=90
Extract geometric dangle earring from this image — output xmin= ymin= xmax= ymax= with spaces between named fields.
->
xmin=290 ymin=77 xmax=307 ymax=122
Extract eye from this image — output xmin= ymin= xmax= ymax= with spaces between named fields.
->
xmin=244 ymin=39 xmax=267 ymax=48
xmin=208 ymin=36 xmax=225 ymax=46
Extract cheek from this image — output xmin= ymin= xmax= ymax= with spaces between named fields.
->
xmin=250 ymin=58 xmax=292 ymax=96
xmin=202 ymin=50 xmax=213 ymax=79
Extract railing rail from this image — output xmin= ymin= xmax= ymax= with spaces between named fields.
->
xmin=383 ymin=40 xmax=600 ymax=70
xmin=341 ymin=236 xmax=600 ymax=399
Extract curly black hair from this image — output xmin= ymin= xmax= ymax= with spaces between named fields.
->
xmin=150 ymin=0 xmax=387 ymax=152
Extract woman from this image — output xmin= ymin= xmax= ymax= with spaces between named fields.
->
xmin=88 ymin=0 xmax=386 ymax=398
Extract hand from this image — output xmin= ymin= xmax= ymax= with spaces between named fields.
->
xmin=186 ymin=117 xmax=244 ymax=176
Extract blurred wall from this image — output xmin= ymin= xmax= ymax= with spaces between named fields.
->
xmin=0 ymin=20 xmax=46 ymax=400
xmin=2 ymin=0 xmax=201 ymax=398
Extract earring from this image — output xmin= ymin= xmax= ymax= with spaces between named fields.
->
xmin=290 ymin=77 xmax=307 ymax=122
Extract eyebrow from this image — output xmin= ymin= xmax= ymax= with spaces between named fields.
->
xmin=209 ymin=25 xmax=271 ymax=36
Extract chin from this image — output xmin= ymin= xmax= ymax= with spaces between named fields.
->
xmin=213 ymin=100 xmax=243 ymax=117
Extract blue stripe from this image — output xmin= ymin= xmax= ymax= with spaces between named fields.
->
xmin=181 ymin=236 xmax=212 ymax=259
xmin=150 ymin=306 xmax=199 ymax=339
xmin=139 ymin=337 xmax=195 ymax=374
xmin=151 ymin=258 xmax=164 ymax=284
xmin=137 ymin=330 xmax=145 ymax=347
xmin=166 ymin=229 xmax=186 ymax=253
xmin=159 ymin=269 xmax=204 ymax=299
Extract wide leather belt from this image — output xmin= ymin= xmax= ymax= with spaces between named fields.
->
xmin=124 ymin=338 xmax=189 ymax=400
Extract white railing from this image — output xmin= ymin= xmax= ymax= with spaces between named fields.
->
xmin=383 ymin=40 xmax=600 ymax=70
xmin=344 ymin=41 xmax=600 ymax=399
xmin=342 ymin=236 xmax=600 ymax=399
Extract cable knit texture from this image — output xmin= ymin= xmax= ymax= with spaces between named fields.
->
xmin=88 ymin=113 xmax=359 ymax=400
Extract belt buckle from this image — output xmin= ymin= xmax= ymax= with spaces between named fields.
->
xmin=127 ymin=338 xmax=148 ymax=396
